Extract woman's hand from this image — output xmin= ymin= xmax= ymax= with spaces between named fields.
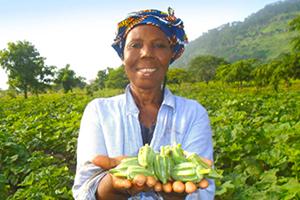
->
xmin=96 ymin=173 xmax=130 ymax=200
xmin=201 ymin=157 xmax=213 ymax=167
xmin=93 ymin=155 xmax=130 ymax=199
xmin=112 ymin=174 xmax=155 ymax=196
xmin=96 ymin=173 xmax=155 ymax=199
xmin=93 ymin=155 xmax=151 ymax=199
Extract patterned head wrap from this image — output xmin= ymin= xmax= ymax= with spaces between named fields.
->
xmin=112 ymin=8 xmax=188 ymax=64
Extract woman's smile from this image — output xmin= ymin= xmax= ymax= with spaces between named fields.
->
xmin=136 ymin=67 xmax=158 ymax=77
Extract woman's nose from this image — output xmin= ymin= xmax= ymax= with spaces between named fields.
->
xmin=141 ymin=45 xmax=154 ymax=57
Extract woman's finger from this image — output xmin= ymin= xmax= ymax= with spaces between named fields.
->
xmin=146 ymin=176 xmax=157 ymax=188
xmin=92 ymin=155 xmax=126 ymax=169
xmin=112 ymin=175 xmax=132 ymax=189
xmin=132 ymin=174 xmax=147 ymax=187
xmin=201 ymin=157 xmax=213 ymax=167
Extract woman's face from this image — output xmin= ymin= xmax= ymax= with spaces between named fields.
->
xmin=123 ymin=25 xmax=173 ymax=90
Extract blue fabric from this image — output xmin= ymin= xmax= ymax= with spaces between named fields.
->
xmin=112 ymin=8 xmax=188 ymax=64
xmin=73 ymin=84 xmax=215 ymax=199
xmin=140 ymin=123 xmax=155 ymax=145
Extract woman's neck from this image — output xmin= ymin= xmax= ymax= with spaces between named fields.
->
xmin=129 ymin=84 xmax=163 ymax=108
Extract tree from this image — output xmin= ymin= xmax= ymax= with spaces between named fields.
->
xmin=252 ymin=63 xmax=274 ymax=88
xmin=289 ymin=14 xmax=300 ymax=52
xmin=215 ymin=63 xmax=231 ymax=82
xmin=94 ymin=69 xmax=108 ymax=89
xmin=55 ymin=64 xmax=86 ymax=93
xmin=105 ymin=66 xmax=129 ymax=89
xmin=86 ymin=68 xmax=109 ymax=96
xmin=216 ymin=59 xmax=257 ymax=88
xmin=188 ymin=55 xmax=228 ymax=84
xmin=229 ymin=59 xmax=257 ymax=87
xmin=167 ymin=68 xmax=189 ymax=84
xmin=31 ymin=65 xmax=56 ymax=95
xmin=75 ymin=76 xmax=87 ymax=89
xmin=252 ymin=53 xmax=300 ymax=92
xmin=270 ymin=53 xmax=300 ymax=90
xmin=0 ymin=41 xmax=54 ymax=98
xmin=275 ymin=53 xmax=298 ymax=87
xmin=287 ymin=53 xmax=300 ymax=79
xmin=288 ymin=14 xmax=300 ymax=79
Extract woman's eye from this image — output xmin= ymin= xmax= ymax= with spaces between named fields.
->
xmin=154 ymin=43 xmax=167 ymax=48
xmin=129 ymin=43 xmax=142 ymax=48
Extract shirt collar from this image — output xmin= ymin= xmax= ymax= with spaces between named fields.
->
xmin=161 ymin=87 xmax=176 ymax=110
xmin=125 ymin=84 xmax=176 ymax=115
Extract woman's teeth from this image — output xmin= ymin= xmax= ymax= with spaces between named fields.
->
xmin=138 ymin=68 xmax=156 ymax=72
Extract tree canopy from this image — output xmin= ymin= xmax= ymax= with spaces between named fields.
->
xmin=0 ymin=41 xmax=54 ymax=98
xmin=167 ymin=68 xmax=189 ymax=84
xmin=55 ymin=64 xmax=86 ymax=93
xmin=289 ymin=14 xmax=300 ymax=52
xmin=216 ymin=59 xmax=257 ymax=88
xmin=104 ymin=66 xmax=129 ymax=89
xmin=188 ymin=55 xmax=228 ymax=84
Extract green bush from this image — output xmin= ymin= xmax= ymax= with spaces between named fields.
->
xmin=0 ymin=83 xmax=299 ymax=199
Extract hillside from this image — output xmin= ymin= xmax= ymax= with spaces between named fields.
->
xmin=173 ymin=0 xmax=300 ymax=68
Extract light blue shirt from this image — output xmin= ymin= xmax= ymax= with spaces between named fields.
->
xmin=73 ymin=85 xmax=215 ymax=200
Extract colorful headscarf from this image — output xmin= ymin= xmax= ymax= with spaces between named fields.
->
xmin=112 ymin=8 xmax=188 ymax=64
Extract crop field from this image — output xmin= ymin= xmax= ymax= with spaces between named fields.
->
xmin=0 ymin=83 xmax=299 ymax=199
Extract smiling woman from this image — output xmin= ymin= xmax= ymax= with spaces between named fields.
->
xmin=72 ymin=8 xmax=215 ymax=200
xmin=123 ymin=25 xmax=173 ymax=128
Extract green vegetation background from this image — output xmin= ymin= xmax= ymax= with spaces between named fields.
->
xmin=1 ymin=82 xmax=299 ymax=199
xmin=1 ymin=0 xmax=300 ymax=198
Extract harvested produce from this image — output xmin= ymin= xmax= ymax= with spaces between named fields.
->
xmin=138 ymin=144 xmax=155 ymax=171
xmin=153 ymin=153 xmax=172 ymax=184
xmin=109 ymin=143 xmax=222 ymax=193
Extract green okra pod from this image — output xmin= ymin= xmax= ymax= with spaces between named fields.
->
xmin=171 ymin=143 xmax=188 ymax=164
xmin=138 ymin=144 xmax=155 ymax=171
xmin=187 ymin=153 xmax=223 ymax=179
xmin=127 ymin=165 xmax=154 ymax=180
xmin=153 ymin=154 xmax=164 ymax=183
xmin=153 ymin=153 xmax=171 ymax=184
xmin=171 ymin=162 xmax=202 ymax=183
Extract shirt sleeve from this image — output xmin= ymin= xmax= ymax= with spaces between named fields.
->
xmin=76 ymin=99 xmax=108 ymax=166
xmin=72 ymin=162 xmax=107 ymax=200
xmin=182 ymin=103 xmax=215 ymax=200
xmin=72 ymin=99 xmax=108 ymax=199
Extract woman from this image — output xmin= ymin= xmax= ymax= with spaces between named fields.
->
xmin=73 ymin=8 xmax=215 ymax=200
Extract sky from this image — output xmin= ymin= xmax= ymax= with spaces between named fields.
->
xmin=0 ymin=0 xmax=282 ymax=90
